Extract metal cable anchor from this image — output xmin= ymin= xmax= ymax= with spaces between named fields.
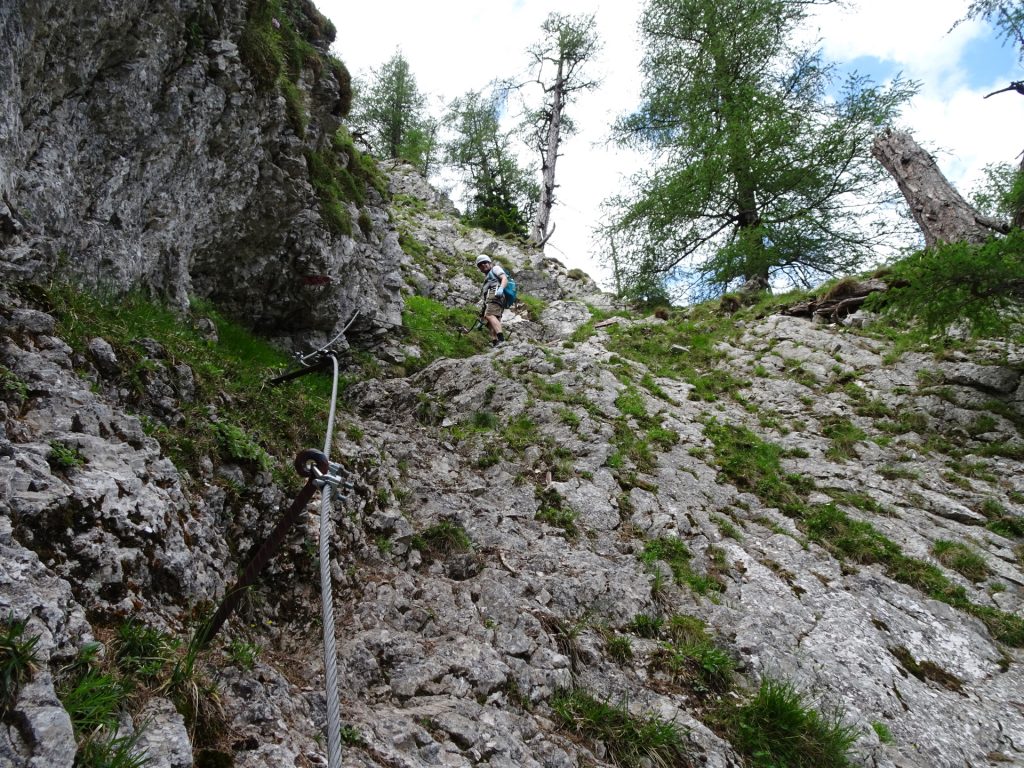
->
xmin=295 ymin=448 xmax=354 ymax=498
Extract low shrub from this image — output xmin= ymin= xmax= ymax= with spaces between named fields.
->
xmin=47 ymin=440 xmax=85 ymax=471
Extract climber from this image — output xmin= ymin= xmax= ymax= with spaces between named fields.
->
xmin=475 ymin=254 xmax=507 ymax=346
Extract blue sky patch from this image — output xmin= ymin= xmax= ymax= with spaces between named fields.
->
xmin=835 ymin=55 xmax=900 ymax=86
xmin=961 ymin=30 xmax=1021 ymax=86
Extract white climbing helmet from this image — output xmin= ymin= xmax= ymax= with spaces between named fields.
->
xmin=475 ymin=254 xmax=492 ymax=266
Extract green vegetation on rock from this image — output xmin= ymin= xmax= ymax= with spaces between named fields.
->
xmin=402 ymin=295 xmax=490 ymax=369
xmin=639 ymin=537 xmax=724 ymax=597
xmin=306 ymin=128 xmax=388 ymax=237
xmin=704 ymin=417 xmax=1024 ymax=647
xmin=238 ymin=0 xmax=350 ymax=117
xmin=411 ymin=520 xmax=472 ymax=558
xmin=29 ymin=285 xmax=333 ymax=488
xmin=1 ymin=616 xmax=39 ymax=715
xmin=550 ymin=688 xmax=691 ymax=768
xmin=727 ymin=678 xmax=858 ymax=768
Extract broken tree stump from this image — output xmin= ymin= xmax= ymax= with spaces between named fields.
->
xmin=871 ymin=128 xmax=1009 ymax=246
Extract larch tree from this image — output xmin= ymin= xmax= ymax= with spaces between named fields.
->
xmin=523 ymin=12 xmax=601 ymax=247
xmin=959 ymin=1 xmax=1024 ymax=62
xmin=444 ymin=90 xmax=538 ymax=237
xmin=963 ymin=0 xmax=1024 ymax=227
xmin=351 ymin=51 xmax=437 ymax=173
xmin=609 ymin=0 xmax=916 ymax=300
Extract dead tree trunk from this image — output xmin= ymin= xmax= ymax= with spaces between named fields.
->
xmin=872 ymin=128 xmax=1009 ymax=245
xmin=530 ymin=64 xmax=564 ymax=247
xmin=1015 ymin=153 xmax=1024 ymax=231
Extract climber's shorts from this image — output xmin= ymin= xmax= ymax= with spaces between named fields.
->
xmin=484 ymin=298 xmax=505 ymax=318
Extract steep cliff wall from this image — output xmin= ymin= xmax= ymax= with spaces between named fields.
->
xmin=0 ymin=0 xmax=403 ymax=341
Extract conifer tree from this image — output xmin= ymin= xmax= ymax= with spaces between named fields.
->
xmin=351 ymin=51 xmax=436 ymax=173
xmin=444 ymin=90 xmax=538 ymax=237
xmin=610 ymin=0 xmax=915 ymax=299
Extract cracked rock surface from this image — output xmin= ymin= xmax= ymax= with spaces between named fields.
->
xmin=0 ymin=0 xmax=1022 ymax=763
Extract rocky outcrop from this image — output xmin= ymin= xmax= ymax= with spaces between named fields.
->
xmin=0 ymin=0 xmax=403 ymax=342
xmin=0 ymin=301 xmax=226 ymax=614
xmin=340 ymin=310 xmax=1023 ymax=768
xmin=3 ymin=170 xmax=1024 ymax=766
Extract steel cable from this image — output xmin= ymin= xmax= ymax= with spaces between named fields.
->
xmin=319 ymin=353 xmax=343 ymax=768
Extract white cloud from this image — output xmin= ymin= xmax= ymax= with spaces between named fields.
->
xmin=808 ymin=0 xmax=982 ymax=72
xmin=903 ymin=85 xmax=1024 ymax=192
xmin=319 ymin=0 xmax=1023 ymax=291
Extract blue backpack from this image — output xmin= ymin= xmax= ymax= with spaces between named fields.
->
xmin=502 ymin=275 xmax=518 ymax=306
xmin=488 ymin=268 xmax=518 ymax=306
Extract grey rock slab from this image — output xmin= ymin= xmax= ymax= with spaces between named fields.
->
xmin=538 ymin=300 xmax=592 ymax=341
xmin=1 ymin=676 xmax=76 ymax=768
xmin=940 ymin=362 xmax=1021 ymax=394
xmin=132 ymin=698 xmax=192 ymax=768
xmin=911 ymin=487 xmax=988 ymax=525
xmin=548 ymin=477 xmax=618 ymax=531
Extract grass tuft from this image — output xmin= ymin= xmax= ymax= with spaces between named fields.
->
xmin=821 ymin=416 xmax=866 ymax=461
xmin=550 ymin=688 xmax=691 ymax=768
xmin=728 ymin=678 xmax=857 ymax=768
xmin=411 ymin=520 xmax=472 ymax=558
xmin=114 ymin=621 xmax=178 ymax=681
xmin=606 ymin=634 xmax=634 ymax=663
xmin=535 ymin=486 xmax=579 ymax=539
xmin=1 ymin=616 xmax=40 ymax=715
xmin=931 ymin=540 xmax=989 ymax=582
xmin=871 ymin=720 xmax=894 ymax=744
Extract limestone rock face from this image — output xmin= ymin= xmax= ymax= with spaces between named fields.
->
xmin=0 ymin=519 xmax=83 ymax=768
xmin=3 ymin=176 xmax=1024 ymax=767
xmin=0 ymin=302 xmax=226 ymax=614
xmin=0 ymin=0 xmax=402 ymax=341
xmin=1 ymin=1 xmax=1023 ymax=766
xmin=338 ymin=307 xmax=1024 ymax=768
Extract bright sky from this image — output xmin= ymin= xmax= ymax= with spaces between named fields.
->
xmin=320 ymin=0 xmax=1024 ymax=290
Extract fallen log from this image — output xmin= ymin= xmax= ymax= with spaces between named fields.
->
xmin=783 ymin=277 xmax=890 ymax=322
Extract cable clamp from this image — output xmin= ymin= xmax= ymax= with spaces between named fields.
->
xmin=313 ymin=461 xmax=354 ymax=497
xmin=294 ymin=449 xmax=354 ymax=499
